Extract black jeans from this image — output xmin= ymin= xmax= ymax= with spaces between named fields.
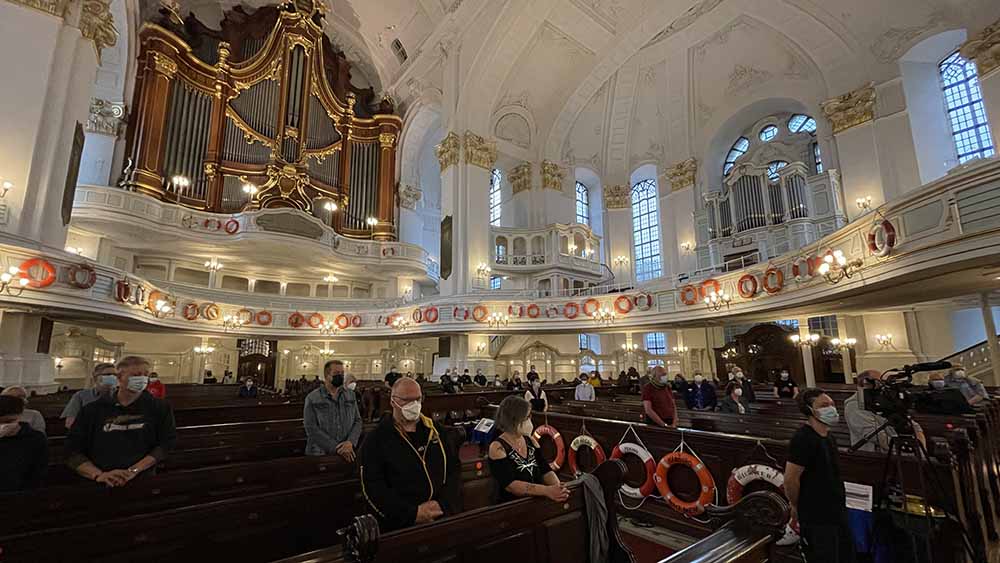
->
xmin=799 ymin=510 xmax=857 ymax=563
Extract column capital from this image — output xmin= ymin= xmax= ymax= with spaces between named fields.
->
xmin=435 ymin=131 xmax=460 ymax=172
xmin=960 ymin=19 xmax=1000 ymax=77
xmin=85 ymin=98 xmax=127 ymax=137
xmin=540 ymin=160 xmax=566 ymax=191
xmin=510 ymin=162 xmax=532 ymax=194
xmin=821 ymin=82 xmax=876 ymax=134
xmin=663 ymin=157 xmax=697 ymax=192
xmin=399 ymin=183 xmax=422 ymax=210
xmin=603 ymin=184 xmax=631 ymax=209
xmin=463 ymin=130 xmax=497 ymax=170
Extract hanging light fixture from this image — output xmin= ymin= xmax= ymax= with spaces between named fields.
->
xmin=672 ymin=345 xmax=689 ymax=354
xmin=222 ymin=313 xmax=247 ymax=332
xmin=790 ymin=333 xmax=821 ymax=347
xmin=487 ymin=311 xmax=510 ymax=329
xmin=591 ymin=306 xmax=615 ymax=325
xmin=391 ymin=315 xmax=411 ymax=331
xmin=817 ymin=249 xmax=863 ymax=284
xmin=0 ymin=266 xmax=29 ymax=296
xmin=320 ymin=320 xmax=340 ymax=336
xmin=703 ymin=289 xmax=732 ymax=311
xmin=193 ymin=345 xmax=216 ymax=355
xmin=204 ymin=257 xmax=223 ymax=272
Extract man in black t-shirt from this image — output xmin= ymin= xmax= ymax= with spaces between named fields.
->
xmin=0 ymin=395 xmax=47 ymax=492
xmin=785 ymin=387 xmax=855 ymax=563
xmin=774 ymin=369 xmax=799 ymax=399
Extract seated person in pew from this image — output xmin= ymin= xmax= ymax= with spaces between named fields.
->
xmin=238 ymin=378 xmax=259 ymax=398
xmin=524 ymin=379 xmax=549 ymax=412
xmin=785 ymin=388 xmax=855 ymax=563
xmin=944 ymin=366 xmax=991 ymax=405
xmin=360 ymin=377 xmax=462 ymax=532
xmin=488 ymin=396 xmax=570 ymax=504
xmin=65 ymin=356 xmax=177 ymax=488
xmin=146 ymin=372 xmax=166 ymax=399
xmin=588 ymin=370 xmax=602 ymax=387
xmin=61 ymin=362 xmax=117 ymax=430
xmin=344 ymin=373 xmax=358 ymax=392
xmin=459 ymin=369 xmax=474 ymax=387
xmin=493 ymin=375 xmax=505 ymax=388
xmin=473 ymin=369 xmax=488 ymax=387
xmin=642 ymin=366 xmax=677 ymax=428
xmin=719 ymin=382 xmax=751 ymax=415
xmin=733 ymin=367 xmax=756 ymax=402
xmin=773 ymin=369 xmax=799 ymax=399
xmin=203 ymin=370 xmax=217 ymax=384
xmin=684 ymin=372 xmax=717 ymax=411
xmin=304 ymin=359 xmax=362 ymax=461
xmin=526 ymin=365 xmax=539 ymax=383
xmin=0 ymin=395 xmax=48 ymax=492
xmin=845 ymin=370 xmax=925 ymax=452
xmin=1 ymin=386 xmax=46 ymax=434
xmin=671 ymin=373 xmax=687 ymax=392
xmin=574 ymin=373 xmax=596 ymax=401
xmin=507 ymin=372 xmax=524 ymax=390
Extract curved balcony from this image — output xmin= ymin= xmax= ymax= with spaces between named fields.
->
xmin=490 ymin=223 xmax=604 ymax=277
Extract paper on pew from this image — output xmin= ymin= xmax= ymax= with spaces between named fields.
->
xmin=474 ymin=418 xmax=495 ymax=433
xmin=845 ymin=482 xmax=873 ymax=512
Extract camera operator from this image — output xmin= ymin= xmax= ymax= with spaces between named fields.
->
xmin=845 ymin=370 xmax=925 ymax=453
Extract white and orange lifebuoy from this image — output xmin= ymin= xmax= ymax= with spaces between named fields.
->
xmin=508 ymin=304 xmax=525 ymax=318
xmin=526 ymin=304 xmax=540 ymax=318
xmin=335 ymin=313 xmax=351 ymax=330
xmin=792 ymin=256 xmax=817 ymax=282
xmin=202 ymin=303 xmax=221 ymax=320
xmin=308 ymin=313 xmax=325 ymax=328
xmin=453 ymin=306 xmax=470 ymax=321
xmin=564 ymin=302 xmax=580 ymax=319
xmin=726 ymin=464 xmax=784 ymax=505
xmin=545 ymin=305 xmax=560 ymax=319
xmin=582 ymin=298 xmax=601 ymax=317
xmin=224 ymin=219 xmax=240 ymax=234
xmin=424 ymin=307 xmax=439 ymax=323
xmin=763 ymin=268 xmax=784 ymax=294
xmin=611 ymin=442 xmax=656 ymax=499
xmin=255 ymin=310 xmax=273 ymax=326
xmin=679 ymin=285 xmax=699 ymax=306
xmin=382 ymin=247 xmax=396 ymax=257
xmin=203 ymin=218 xmax=222 ymax=231
xmin=237 ymin=308 xmax=255 ymax=325
xmin=145 ymin=290 xmax=167 ymax=313
xmin=868 ymin=219 xmax=897 ymax=257
xmin=182 ymin=303 xmax=200 ymax=320
xmin=472 ymin=305 xmax=488 ymax=323
xmin=567 ymin=435 xmax=606 ymax=476
xmin=654 ymin=451 xmax=716 ymax=516
xmin=532 ymin=424 xmax=566 ymax=471
xmin=351 ymin=314 xmax=362 ymax=328
xmin=18 ymin=258 xmax=57 ymax=289
xmin=614 ymin=295 xmax=634 ymax=315
xmin=633 ymin=293 xmax=653 ymax=311
xmin=737 ymin=274 xmax=758 ymax=299
xmin=288 ymin=312 xmax=306 ymax=328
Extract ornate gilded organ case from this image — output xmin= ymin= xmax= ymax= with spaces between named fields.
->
xmin=121 ymin=0 xmax=400 ymax=240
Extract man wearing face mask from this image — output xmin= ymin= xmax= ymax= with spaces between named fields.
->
xmin=719 ymin=382 xmax=751 ymax=414
xmin=574 ymin=373 xmax=595 ymax=401
xmin=0 ymin=395 xmax=48 ymax=492
xmin=785 ymin=388 xmax=855 ymax=563
xmin=642 ymin=366 xmax=678 ymax=428
xmin=524 ymin=379 xmax=548 ymax=411
xmin=61 ymin=363 xmax=118 ymax=430
xmin=304 ymin=359 xmax=362 ymax=461
xmin=685 ymin=372 xmax=717 ymax=411
xmin=238 ymin=378 xmax=259 ymax=398
xmin=773 ymin=369 xmax=799 ymax=399
xmin=360 ymin=377 xmax=462 ymax=531
xmin=64 ymin=356 xmax=176 ymax=487
xmin=1 ymin=386 xmax=46 ymax=434
xmin=844 ymin=370 xmax=924 ymax=453
xmin=473 ymin=369 xmax=488 ymax=387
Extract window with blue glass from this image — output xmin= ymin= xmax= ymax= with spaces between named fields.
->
xmin=723 ymin=137 xmax=750 ymax=175
xmin=489 ymin=168 xmax=502 ymax=226
xmin=767 ymin=160 xmax=789 ymax=182
xmin=490 ymin=276 xmax=501 ymax=290
xmin=579 ymin=334 xmax=590 ymax=350
xmin=774 ymin=319 xmax=799 ymax=329
xmin=575 ymin=181 xmax=590 ymax=226
xmin=631 ymin=179 xmax=662 ymax=281
xmin=759 ymin=125 xmax=778 ymax=142
xmin=788 ymin=114 xmax=817 ymax=134
xmin=645 ymin=332 xmax=666 ymax=354
xmin=940 ymin=51 xmax=995 ymax=163
xmin=808 ymin=315 xmax=838 ymax=337
xmin=813 ymin=143 xmax=823 ymax=174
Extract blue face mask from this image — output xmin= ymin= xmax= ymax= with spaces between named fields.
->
xmin=126 ymin=376 xmax=149 ymax=392
xmin=930 ymin=380 xmax=946 ymax=389
xmin=814 ymin=405 xmax=839 ymax=426
xmin=98 ymin=375 xmax=118 ymax=387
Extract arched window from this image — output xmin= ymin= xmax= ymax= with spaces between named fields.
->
xmin=489 ymin=168 xmax=502 ymax=226
xmin=939 ymin=51 xmax=995 ymax=163
xmin=575 ymin=181 xmax=590 ymax=225
xmin=759 ymin=125 xmax=778 ymax=142
xmin=787 ymin=114 xmax=817 ymax=133
xmin=767 ymin=160 xmax=789 ymax=181
xmin=723 ymin=137 xmax=750 ymax=175
xmin=645 ymin=332 xmax=666 ymax=354
xmin=578 ymin=334 xmax=590 ymax=350
xmin=631 ymin=179 xmax=662 ymax=281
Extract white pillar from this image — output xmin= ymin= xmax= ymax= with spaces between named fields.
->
xmin=980 ymin=292 xmax=1000 ymax=386
xmin=602 ymin=181 xmax=634 ymax=286
xmin=439 ymin=132 xmax=494 ymax=296
xmin=0 ymin=312 xmax=58 ymax=392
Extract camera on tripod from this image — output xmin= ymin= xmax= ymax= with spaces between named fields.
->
xmin=862 ymin=361 xmax=974 ymax=425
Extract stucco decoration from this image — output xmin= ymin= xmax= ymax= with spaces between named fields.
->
xmin=604 ymin=184 xmax=630 ymax=209
xmin=664 ymin=158 xmax=697 ymax=192
xmin=435 ymin=132 xmax=460 ymax=172
xmin=821 ymin=83 xmax=876 ymax=134
xmin=960 ymin=18 xmax=1000 ymax=76
xmin=541 ymin=160 xmax=565 ymax=191
xmin=86 ymin=98 xmax=126 ymax=136
xmin=495 ymin=113 xmax=531 ymax=148
xmin=463 ymin=131 xmax=497 ymax=170
xmin=399 ymin=184 xmax=422 ymax=210
xmin=80 ymin=0 xmax=118 ymax=61
xmin=510 ymin=163 xmax=532 ymax=194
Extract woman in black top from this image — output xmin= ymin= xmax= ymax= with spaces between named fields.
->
xmin=774 ymin=370 xmax=799 ymax=399
xmin=488 ymin=396 xmax=569 ymax=504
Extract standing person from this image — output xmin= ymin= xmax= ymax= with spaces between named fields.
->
xmin=526 ymin=365 xmax=539 ymax=383
xmin=719 ymin=382 xmax=751 ymax=414
xmin=0 ymin=395 xmax=48 ymax=492
xmin=1 ymin=387 xmax=46 ymax=434
xmin=774 ymin=369 xmax=799 ymax=399
xmin=785 ymin=388 xmax=855 ymax=563
xmin=574 ymin=373 xmax=595 ymax=401
xmin=507 ymin=374 xmax=524 ymax=391
xmin=61 ymin=363 xmax=118 ymax=430
xmin=488 ymin=396 xmax=570 ymax=503
xmin=627 ymin=367 xmax=641 ymax=393
xmin=384 ymin=370 xmax=401 ymax=390
xmin=359 ymin=377 xmax=462 ymax=532
xmin=473 ymin=369 xmax=488 ymax=387
xmin=64 ymin=356 xmax=176 ymax=487
xmin=734 ymin=368 xmax=756 ymax=402
xmin=303 ymin=359 xmax=362 ymax=461
xmin=642 ymin=366 xmax=678 ymax=428
xmin=671 ymin=373 xmax=687 ymax=393
xmin=238 ymin=378 xmax=258 ymax=398
xmin=685 ymin=373 xmax=717 ymax=411
xmin=524 ymin=379 xmax=548 ymax=412
xmin=146 ymin=372 xmax=166 ymax=399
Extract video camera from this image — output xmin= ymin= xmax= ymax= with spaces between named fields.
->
xmin=861 ymin=361 xmax=972 ymax=432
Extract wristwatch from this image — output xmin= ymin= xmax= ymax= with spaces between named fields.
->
xmin=128 ymin=467 xmax=140 ymax=475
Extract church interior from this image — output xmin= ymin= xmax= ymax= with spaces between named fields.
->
xmin=2 ymin=0 xmax=1000 ymax=561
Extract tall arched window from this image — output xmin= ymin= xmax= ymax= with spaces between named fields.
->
xmin=575 ymin=181 xmax=590 ymax=225
xmin=631 ymin=179 xmax=662 ymax=281
xmin=723 ymin=137 xmax=750 ymax=175
xmin=940 ymin=51 xmax=995 ymax=163
xmin=489 ymin=168 xmax=502 ymax=226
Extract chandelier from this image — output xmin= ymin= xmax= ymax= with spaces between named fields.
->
xmin=392 ymin=316 xmax=411 ymax=331
xmin=790 ymin=333 xmax=820 ymax=347
xmin=817 ymin=249 xmax=863 ymax=284
xmin=320 ymin=321 xmax=340 ymax=336
xmin=151 ymin=297 xmax=174 ymax=318
xmin=223 ymin=312 xmax=247 ymax=332
xmin=0 ymin=266 xmax=29 ymax=296
xmin=703 ymin=289 xmax=732 ymax=311
xmin=204 ymin=257 xmax=223 ymax=272
xmin=590 ymin=306 xmax=616 ymax=325
xmin=672 ymin=345 xmax=689 ymax=354
xmin=721 ymin=347 xmax=739 ymax=360
xmin=487 ymin=311 xmax=510 ymax=329
xmin=193 ymin=345 xmax=215 ymax=355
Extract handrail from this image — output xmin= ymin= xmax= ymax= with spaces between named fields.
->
xmin=678 ymin=251 xmax=762 ymax=283
xmin=511 ymin=281 xmax=632 ymax=299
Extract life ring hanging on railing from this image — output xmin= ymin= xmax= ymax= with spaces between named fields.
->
xmin=145 ymin=290 xmax=167 ymax=313
xmin=654 ymin=451 xmax=717 ymax=516
xmin=564 ymin=302 xmax=580 ymax=319
xmin=614 ymin=295 xmax=634 ymax=315
xmin=453 ymin=306 xmax=470 ymax=321
xmin=308 ymin=313 xmax=325 ymax=328
xmin=134 ymin=285 xmax=149 ymax=307
xmin=203 ymin=218 xmax=222 ymax=231
xmin=792 ymin=256 xmax=818 ymax=282
xmin=115 ymin=279 xmax=133 ymax=303
xmin=633 ymin=293 xmax=653 ymax=311
xmin=867 ymin=219 xmax=897 ymax=257
xmin=412 ymin=308 xmax=423 ymax=324
xmin=679 ymin=285 xmax=699 ymax=306
xmin=582 ymin=298 xmax=601 ymax=317
xmin=67 ymin=263 xmax=97 ymax=289
xmin=335 ymin=313 xmax=351 ymax=329
xmin=18 ymin=258 xmax=57 ymax=289
xmin=424 ymin=307 xmax=439 ymax=323
xmin=288 ymin=312 xmax=306 ymax=328
xmin=351 ymin=314 xmax=362 ymax=328
xmin=224 ymin=219 xmax=240 ymax=235
xmin=472 ymin=305 xmax=488 ymax=323
xmin=700 ymin=279 xmax=721 ymax=300
xmin=567 ymin=435 xmax=606 ymax=476
xmin=610 ymin=442 xmax=656 ymax=499
xmin=532 ymin=425 xmax=566 ymax=471
xmin=726 ymin=464 xmax=785 ymax=505
xmin=182 ymin=303 xmax=200 ymax=320
xmin=255 ymin=310 xmax=273 ymax=326
xmin=237 ymin=308 xmax=255 ymax=325
xmin=202 ymin=303 xmax=221 ymax=320
xmin=737 ymin=274 xmax=758 ymax=299
xmin=508 ymin=304 xmax=525 ymax=318
xmin=526 ymin=304 xmax=540 ymax=318
xmin=762 ymin=268 xmax=784 ymax=294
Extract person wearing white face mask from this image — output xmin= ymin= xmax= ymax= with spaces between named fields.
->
xmin=844 ymin=371 xmax=925 ymax=453
xmin=684 ymin=372 xmax=717 ymax=411
xmin=1 ymin=386 xmax=46 ymax=434
xmin=0 ymin=395 xmax=48 ymax=492
xmin=719 ymin=382 xmax=751 ymax=414
xmin=732 ymin=368 xmax=756 ymax=402
xmin=488 ymin=395 xmax=569 ymax=504
xmin=773 ymin=369 xmax=799 ymax=399
xmin=61 ymin=362 xmax=118 ymax=430
xmin=359 ymin=377 xmax=462 ymax=532
xmin=64 ymin=356 xmax=176 ymax=487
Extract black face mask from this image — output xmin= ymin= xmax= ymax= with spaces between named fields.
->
xmin=330 ymin=374 xmax=345 ymax=387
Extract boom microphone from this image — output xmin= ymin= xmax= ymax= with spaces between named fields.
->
xmin=903 ymin=361 xmax=952 ymax=373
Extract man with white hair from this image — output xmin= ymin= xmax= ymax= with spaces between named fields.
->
xmin=844 ymin=369 xmax=924 ymax=452
xmin=1 ymin=386 xmax=45 ymax=434
xmin=61 ymin=362 xmax=118 ymax=429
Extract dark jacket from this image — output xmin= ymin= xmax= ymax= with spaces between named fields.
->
xmin=720 ymin=396 xmax=752 ymax=415
xmin=65 ymin=391 xmax=176 ymax=472
xmin=0 ymin=422 xmax=48 ymax=492
xmin=238 ymin=385 xmax=258 ymax=398
xmin=685 ymin=382 xmax=717 ymax=410
xmin=360 ymin=415 xmax=463 ymax=532
xmin=737 ymin=378 xmax=756 ymax=402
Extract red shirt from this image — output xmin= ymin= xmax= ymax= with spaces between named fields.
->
xmin=641 ymin=383 xmax=676 ymax=424
xmin=147 ymin=380 xmax=166 ymax=399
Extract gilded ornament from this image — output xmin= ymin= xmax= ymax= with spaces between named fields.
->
xmin=435 ymin=132 xmax=460 ymax=172
xmin=821 ymin=83 xmax=876 ymax=134
xmin=204 ymin=162 xmax=218 ymax=178
xmin=79 ymin=0 xmax=117 ymax=61
xmin=399 ymin=184 xmax=422 ymax=210
xmin=541 ymin=160 xmax=565 ymax=191
xmin=960 ymin=19 xmax=1000 ymax=76
xmin=379 ymin=133 xmax=397 ymax=149
xmin=151 ymin=52 xmax=178 ymax=78
xmin=85 ymin=98 xmax=126 ymax=137
xmin=6 ymin=0 xmax=69 ymax=18
xmin=664 ymin=158 xmax=697 ymax=191
xmin=509 ymin=163 xmax=532 ymax=194
xmin=604 ymin=185 xmax=630 ymax=209
xmin=463 ymin=131 xmax=497 ymax=170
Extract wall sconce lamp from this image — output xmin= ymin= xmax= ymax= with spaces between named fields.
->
xmin=391 ymin=316 xmax=411 ymax=331
xmin=204 ymin=257 xmax=224 ymax=272
xmin=672 ymin=345 xmax=689 ymax=354
xmin=282 ymin=349 xmax=290 ymax=355
xmin=366 ymin=217 xmax=378 ymax=229
xmin=621 ymin=343 xmax=639 ymax=352
xmin=152 ymin=297 xmax=174 ymax=317
xmin=323 ymin=274 xmax=339 ymax=283
xmin=703 ymin=289 xmax=732 ymax=311
xmin=568 ymin=244 xmax=578 ymax=254
xmin=320 ymin=321 xmax=340 ymax=336
xmin=830 ymin=337 xmax=857 ymax=351
xmin=613 ymin=255 xmax=630 ymax=267
xmin=680 ymin=242 xmax=693 ymax=253
xmin=721 ymin=347 xmax=739 ymax=360
xmin=476 ymin=342 xmax=487 ymax=354
xmin=65 ymin=246 xmax=83 ymax=255
xmin=222 ymin=313 xmax=247 ymax=332
xmin=874 ymin=333 xmax=894 ymax=348
xmin=0 ymin=179 xmax=12 ymax=199
xmin=475 ymin=262 xmax=492 ymax=279
xmin=790 ymin=333 xmax=821 ymax=347
xmin=856 ymin=196 xmax=872 ymax=212
xmin=591 ymin=306 xmax=616 ymax=325
xmin=194 ymin=345 xmax=216 ymax=355
xmin=168 ymin=175 xmax=191 ymax=193
xmin=55 ymin=357 xmax=64 ymax=372
xmin=817 ymin=249 xmax=863 ymax=284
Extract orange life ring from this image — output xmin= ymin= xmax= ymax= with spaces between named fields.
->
xmin=614 ymin=295 xmax=634 ymax=315
xmin=453 ymin=306 xmax=469 ymax=321
xmin=203 ymin=218 xmax=222 ymax=231
xmin=412 ymin=308 xmax=423 ymax=323
xmin=564 ymin=302 xmax=580 ymax=319
xmin=424 ymin=307 xmax=439 ymax=323
xmin=700 ymin=279 xmax=721 ymax=300
xmin=726 ymin=464 xmax=785 ymax=505
xmin=202 ymin=303 xmax=221 ymax=320
xmin=18 ymin=258 xmax=57 ymax=289
xmin=680 ymin=285 xmax=699 ymax=306
xmin=472 ymin=305 xmax=488 ymax=323
xmin=633 ymin=293 xmax=654 ymax=311
xmin=526 ymin=304 xmax=540 ymax=318
xmin=531 ymin=424 xmax=566 ymax=471
xmin=67 ymin=263 xmax=97 ymax=289
xmin=351 ymin=314 xmax=362 ymax=328
xmin=763 ymin=268 xmax=784 ymax=294
xmin=737 ymin=274 xmax=758 ymax=299
xmin=582 ymin=298 xmax=600 ymax=317
xmin=288 ymin=312 xmax=306 ymax=328
xmin=508 ymin=304 xmax=524 ymax=318
xmin=611 ymin=442 xmax=656 ymax=499
xmin=792 ymin=256 xmax=819 ymax=282
xmin=654 ymin=451 xmax=716 ymax=516
xmin=237 ymin=308 xmax=254 ymax=324
xmin=224 ymin=219 xmax=240 ymax=234
xmin=182 ymin=303 xmax=200 ymax=320
xmin=145 ymin=290 xmax=165 ymax=312
xmin=335 ymin=313 xmax=351 ymax=329
xmin=868 ymin=219 xmax=897 ymax=257
xmin=567 ymin=435 xmax=606 ymax=476
xmin=308 ymin=313 xmax=324 ymax=328
xmin=255 ymin=310 xmax=273 ymax=326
